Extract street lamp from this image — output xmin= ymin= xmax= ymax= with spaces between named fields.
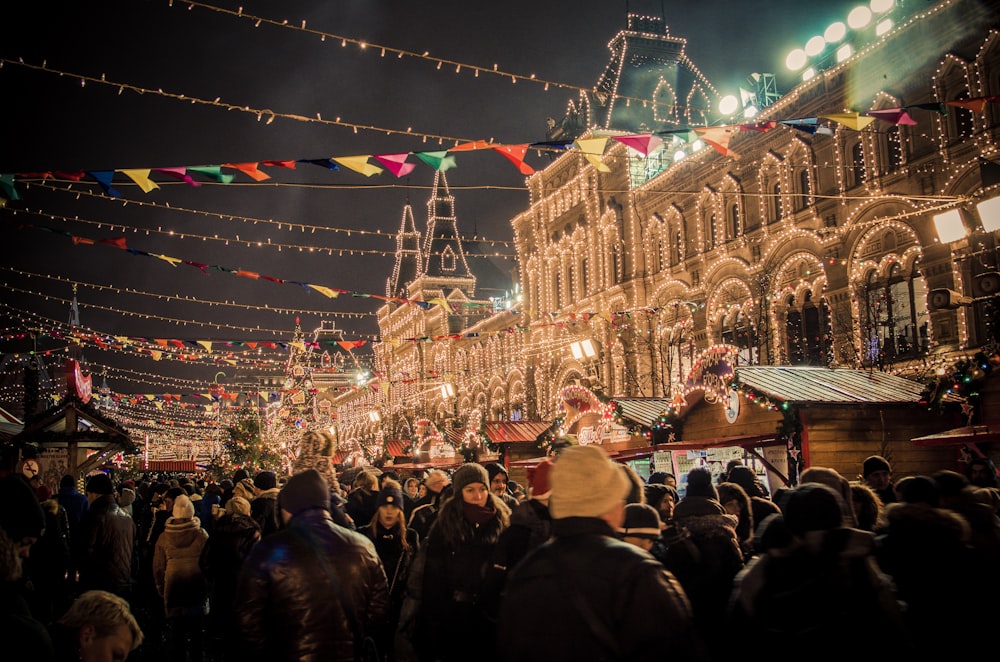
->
xmin=570 ymin=339 xmax=597 ymax=361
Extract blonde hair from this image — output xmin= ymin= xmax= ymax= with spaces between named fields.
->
xmin=58 ymin=590 xmax=144 ymax=651
xmin=353 ymin=470 xmax=379 ymax=492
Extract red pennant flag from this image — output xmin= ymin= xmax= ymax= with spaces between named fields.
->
xmin=99 ymin=237 xmax=129 ymax=250
xmin=493 ymin=144 xmax=535 ymax=175
xmin=71 ymin=236 xmax=96 ymax=245
xmin=261 ymin=160 xmax=297 ymax=169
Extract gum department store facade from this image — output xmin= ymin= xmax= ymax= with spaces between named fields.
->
xmin=333 ymin=0 xmax=1000 ymax=452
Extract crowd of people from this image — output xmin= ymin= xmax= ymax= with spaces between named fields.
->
xmin=1 ymin=447 xmax=998 ymax=661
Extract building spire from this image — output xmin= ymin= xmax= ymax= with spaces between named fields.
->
xmin=386 ymin=202 xmax=423 ymax=299
xmin=421 ymin=171 xmax=473 ymax=283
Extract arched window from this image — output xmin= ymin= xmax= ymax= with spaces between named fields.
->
xmin=863 ymin=263 xmax=929 ymax=366
xmin=721 ymin=308 xmax=758 ymax=365
xmin=797 ymin=169 xmax=810 ymax=210
xmin=771 ymin=182 xmax=782 ymax=222
xmin=851 ymin=142 xmax=865 ymax=188
xmin=785 ymin=295 xmax=804 ymax=364
xmin=785 ymin=291 xmax=830 ymax=365
xmin=729 ymin=203 xmax=740 ymax=240
xmin=951 ymin=91 xmax=975 ymax=141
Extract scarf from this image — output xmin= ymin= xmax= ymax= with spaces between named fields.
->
xmin=462 ymin=501 xmax=497 ymax=526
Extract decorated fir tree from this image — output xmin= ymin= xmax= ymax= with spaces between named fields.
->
xmin=217 ymin=402 xmax=284 ymax=476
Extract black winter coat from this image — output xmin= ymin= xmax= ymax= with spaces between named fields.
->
xmin=497 ymin=517 xmax=708 ymax=661
xmin=74 ymin=494 xmax=136 ymax=598
xmin=236 ymin=508 xmax=389 ymax=662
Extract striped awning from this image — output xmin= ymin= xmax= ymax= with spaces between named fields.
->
xmin=734 ymin=366 xmax=927 ymax=404
xmin=386 ymin=439 xmax=410 ymax=457
xmin=140 ymin=460 xmax=198 ymax=473
xmin=483 ymin=421 xmax=552 ymax=444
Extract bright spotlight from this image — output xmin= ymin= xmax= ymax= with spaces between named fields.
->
xmin=743 ymin=105 xmax=758 ymax=119
xmin=673 ymin=150 xmax=686 ymax=163
xmin=933 ymin=210 xmax=967 ymax=243
xmin=870 ymin=0 xmax=894 ymax=13
xmin=785 ymin=48 xmax=807 ymax=71
xmin=802 ymin=67 xmax=817 ymax=81
xmin=824 ymin=21 xmax=847 ymax=43
xmin=805 ymin=36 xmax=826 ymax=56
xmin=875 ymin=18 xmax=893 ymax=35
xmin=719 ymin=95 xmax=739 ymax=115
xmin=692 ymin=140 xmax=705 ymax=152
xmin=977 ymin=196 xmax=1000 ymax=232
xmin=847 ymin=6 xmax=873 ymax=29
xmin=836 ymin=44 xmax=853 ymax=62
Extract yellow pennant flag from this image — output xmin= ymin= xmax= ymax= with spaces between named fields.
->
xmin=197 ymin=341 xmax=213 ymax=353
xmin=150 ymin=350 xmax=162 ymax=361
xmin=144 ymin=394 xmax=156 ymax=401
xmin=118 ymin=169 xmax=160 ymax=193
xmin=308 ymin=284 xmax=341 ymax=299
xmin=574 ymin=137 xmax=611 ymax=172
xmin=154 ymin=401 xmax=164 ymax=410
xmin=333 ymin=156 xmax=383 ymax=177
xmin=153 ymin=254 xmax=183 ymax=267
xmin=820 ymin=112 xmax=876 ymax=131
xmin=291 ymin=341 xmax=306 ymax=352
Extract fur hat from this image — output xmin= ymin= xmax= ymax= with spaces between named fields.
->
xmin=172 ymin=494 xmax=195 ymax=520
xmin=0 ymin=475 xmax=46 ymax=541
xmin=684 ymin=467 xmax=719 ymax=500
xmin=618 ymin=503 xmax=663 ymax=539
xmin=233 ymin=478 xmax=256 ymax=502
xmin=452 ymin=463 xmax=490 ymax=494
xmin=549 ymin=445 xmax=630 ymax=519
xmin=862 ymin=455 xmax=891 ymax=478
xmin=85 ymin=473 xmax=114 ymax=496
xmin=253 ymin=471 xmax=277 ymax=491
xmin=779 ymin=483 xmax=844 ymax=536
xmin=528 ymin=459 xmax=554 ymax=500
xmin=376 ymin=484 xmax=405 ymax=509
xmin=226 ymin=495 xmax=251 ymax=517
xmin=278 ymin=469 xmax=330 ymax=517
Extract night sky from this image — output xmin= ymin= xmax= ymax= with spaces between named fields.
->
xmin=0 ymin=0 xmax=864 ymax=396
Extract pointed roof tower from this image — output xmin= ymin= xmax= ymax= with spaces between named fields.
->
xmin=386 ymin=203 xmax=423 ymax=299
xmin=420 ymin=170 xmax=475 ymax=296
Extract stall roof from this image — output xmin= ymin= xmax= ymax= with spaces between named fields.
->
xmin=484 ymin=421 xmax=552 ymax=444
xmin=611 ymin=399 xmax=674 ymax=427
xmin=385 ymin=439 xmax=409 ymax=457
xmin=735 ymin=366 xmax=926 ymax=404
xmin=911 ymin=425 xmax=1000 ymax=446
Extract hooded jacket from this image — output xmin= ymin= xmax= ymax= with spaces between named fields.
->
xmin=153 ymin=516 xmax=209 ymax=616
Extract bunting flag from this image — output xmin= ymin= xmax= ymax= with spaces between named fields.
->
xmin=374 ymin=153 xmax=417 ymax=178
xmin=223 ymin=162 xmax=270 ymax=181
xmin=99 ymin=237 xmax=128 ymax=250
xmin=0 ymin=174 xmax=20 ymax=201
xmin=449 ymin=140 xmax=493 ymax=152
xmin=234 ymin=269 xmax=260 ymax=279
xmin=492 ymin=144 xmax=535 ymax=174
xmin=154 ymin=167 xmax=201 ymax=186
xmin=196 ymin=341 xmax=212 ymax=353
xmin=944 ymin=96 xmax=1000 ymax=113
xmin=781 ymin=121 xmax=834 ymax=136
xmin=414 ymin=151 xmax=457 ymax=171
xmin=574 ymin=137 xmax=611 ymax=172
xmin=298 ymin=158 xmax=340 ymax=170
xmin=612 ymin=134 xmax=663 ymax=156
xmin=261 ymin=160 xmax=297 ymax=169
xmin=866 ymin=108 xmax=917 ymax=125
xmin=333 ymin=156 xmax=383 ymax=177
xmin=694 ymin=127 xmax=739 ymax=157
xmin=737 ymin=121 xmax=777 ymax=132
xmin=338 ymin=340 xmax=368 ymax=351
xmin=188 ymin=166 xmax=235 ymax=184
xmin=87 ymin=171 xmax=121 ymax=197
xmin=308 ymin=284 xmax=341 ymax=298
xmin=118 ymin=169 xmax=160 ymax=193
xmin=907 ymin=102 xmax=947 ymax=115
xmin=152 ymin=254 xmax=183 ymax=267
xmin=819 ymin=112 xmax=876 ymax=131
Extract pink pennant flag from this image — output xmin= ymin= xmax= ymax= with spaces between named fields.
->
xmin=374 ymin=153 xmax=417 ymax=178
xmin=866 ymin=108 xmax=917 ymax=125
xmin=493 ymin=144 xmax=535 ymax=175
xmin=223 ymin=163 xmax=271 ymax=181
xmin=154 ymin=167 xmax=201 ymax=186
xmin=612 ymin=134 xmax=663 ymax=156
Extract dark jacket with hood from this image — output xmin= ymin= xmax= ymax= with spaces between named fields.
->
xmin=74 ymin=494 xmax=136 ymax=598
xmin=236 ymin=508 xmax=389 ymax=662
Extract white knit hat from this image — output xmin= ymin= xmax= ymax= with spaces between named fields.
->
xmin=172 ymin=494 xmax=195 ymax=520
xmin=549 ymin=445 xmax=630 ymax=519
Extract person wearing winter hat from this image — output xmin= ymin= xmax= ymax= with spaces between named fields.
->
xmin=250 ymin=471 xmax=281 ymax=537
xmin=407 ymin=463 xmax=510 ymax=661
xmin=498 ymin=445 xmax=706 ymax=660
xmin=486 ymin=462 xmax=518 ymax=509
xmin=861 ymin=455 xmax=896 ymax=504
xmin=75 ymin=473 xmax=136 ymax=599
xmin=153 ymin=493 xmax=209 ymax=661
xmin=618 ymin=503 xmax=664 ymax=552
xmin=235 ymin=469 xmax=388 ymax=660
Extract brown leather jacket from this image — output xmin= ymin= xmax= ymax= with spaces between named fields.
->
xmin=236 ymin=508 xmax=389 ymax=661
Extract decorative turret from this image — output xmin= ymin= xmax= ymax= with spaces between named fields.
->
xmin=420 ymin=171 xmax=475 ymax=296
xmin=386 ymin=203 xmax=423 ymax=299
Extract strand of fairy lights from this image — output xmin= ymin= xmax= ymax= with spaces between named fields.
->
xmin=1 ymin=205 xmax=516 ymax=259
xmin=1 ymin=268 xmax=378 ymax=319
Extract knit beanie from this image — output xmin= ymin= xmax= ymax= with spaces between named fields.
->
xmin=376 ymin=484 xmax=405 ymax=509
xmin=172 ymin=494 xmax=195 ymax=520
xmin=528 ymin=459 xmax=554 ymax=500
xmin=278 ymin=469 xmax=330 ymax=517
xmin=684 ymin=467 xmax=719 ymax=500
xmin=779 ymin=483 xmax=844 ymax=536
xmin=0 ymin=475 xmax=46 ymax=541
xmin=85 ymin=473 xmax=114 ymax=496
xmin=226 ymin=495 xmax=251 ymax=517
xmin=118 ymin=487 xmax=136 ymax=508
xmin=253 ymin=471 xmax=277 ymax=490
xmin=618 ymin=503 xmax=663 ymax=539
xmin=486 ymin=463 xmax=509 ymax=484
xmin=862 ymin=455 xmax=891 ymax=478
xmin=452 ymin=463 xmax=490 ymax=493
xmin=549 ymin=445 xmax=630 ymax=519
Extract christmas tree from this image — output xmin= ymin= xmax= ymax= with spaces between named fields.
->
xmin=215 ymin=402 xmax=284 ymax=476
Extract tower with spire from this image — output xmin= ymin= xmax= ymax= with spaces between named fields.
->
xmin=386 ymin=202 xmax=423 ymax=300
xmin=418 ymin=171 xmax=476 ymax=297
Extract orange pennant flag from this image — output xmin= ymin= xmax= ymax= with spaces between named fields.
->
xmin=71 ymin=236 xmax=95 ymax=245
xmin=449 ymin=140 xmax=493 ymax=152
xmin=493 ymin=144 xmax=535 ymax=175
xmin=695 ymin=127 xmax=739 ymax=157
xmin=223 ymin=163 xmax=271 ymax=181
xmin=235 ymin=270 xmax=260 ymax=279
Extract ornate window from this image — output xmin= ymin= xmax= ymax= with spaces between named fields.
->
xmin=862 ymin=262 xmax=929 ymax=366
xmin=785 ymin=291 xmax=831 ymax=365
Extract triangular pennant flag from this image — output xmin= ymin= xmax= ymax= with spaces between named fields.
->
xmin=223 ymin=163 xmax=270 ymax=181
xmin=188 ymin=166 xmax=235 ymax=184
xmin=154 ymin=167 xmax=201 ymax=186
xmin=907 ymin=102 xmax=947 ymax=115
xmin=819 ymin=112 xmax=876 ymax=131
xmin=695 ymin=127 xmax=739 ymax=157
xmin=492 ymin=144 xmax=535 ymax=175
xmin=308 ymin=284 xmax=341 ymax=299
xmin=298 ymin=158 xmax=341 ymax=171
xmin=0 ymin=174 xmax=20 ymax=201
xmin=99 ymin=237 xmax=128 ymax=250
xmin=611 ymin=134 xmax=663 ymax=156
xmin=574 ymin=137 xmax=612 ymax=172
xmin=87 ymin=171 xmax=121 ymax=197
xmin=866 ymin=108 xmax=917 ymax=125
xmin=152 ymin=254 xmax=183 ymax=267
xmin=197 ymin=341 xmax=212 ymax=352
xmin=945 ymin=97 xmax=990 ymax=113
xmin=234 ymin=270 xmax=260 ymax=279
xmin=150 ymin=350 xmax=162 ymax=361
xmin=737 ymin=121 xmax=777 ymax=132
xmin=374 ymin=153 xmax=417 ymax=178
xmin=782 ymin=122 xmax=820 ymax=135
xmin=449 ymin=140 xmax=493 ymax=152
xmin=118 ymin=169 xmax=160 ymax=193
xmin=414 ymin=151 xmax=458 ymax=171
xmin=333 ymin=156 xmax=383 ymax=177
xmin=261 ymin=160 xmax=297 ymax=169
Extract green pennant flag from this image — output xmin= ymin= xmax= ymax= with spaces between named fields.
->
xmin=414 ymin=151 xmax=457 ymax=171
xmin=188 ymin=166 xmax=235 ymax=184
